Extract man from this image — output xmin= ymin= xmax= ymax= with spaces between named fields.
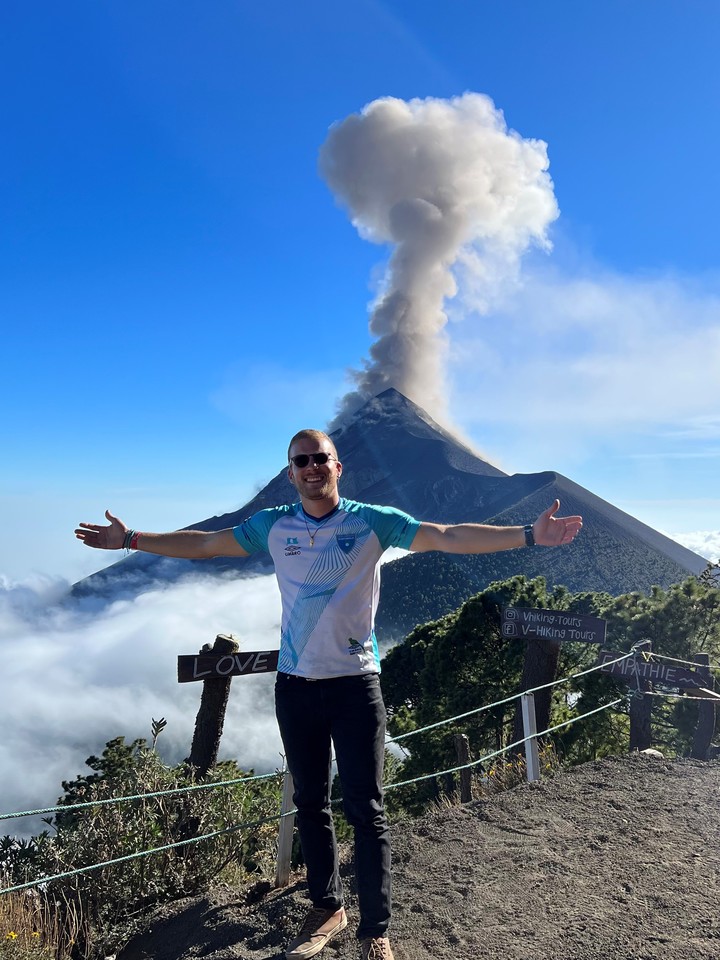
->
xmin=76 ymin=428 xmax=582 ymax=960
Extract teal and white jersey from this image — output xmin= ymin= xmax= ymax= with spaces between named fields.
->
xmin=232 ymin=498 xmax=420 ymax=679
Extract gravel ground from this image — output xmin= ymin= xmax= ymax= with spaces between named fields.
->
xmin=118 ymin=755 xmax=720 ymax=960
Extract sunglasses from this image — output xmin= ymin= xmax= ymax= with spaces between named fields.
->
xmin=289 ymin=453 xmax=338 ymax=468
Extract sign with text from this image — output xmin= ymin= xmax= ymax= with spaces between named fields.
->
xmin=501 ymin=607 xmax=607 ymax=645
xmin=597 ymin=650 xmax=705 ymax=689
xmin=178 ymin=649 xmax=279 ymax=683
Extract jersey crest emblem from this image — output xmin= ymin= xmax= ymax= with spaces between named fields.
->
xmin=336 ymin=534 xmax=356 ymax=553
xmin=284 ymin=536 xmax=301 ymax=557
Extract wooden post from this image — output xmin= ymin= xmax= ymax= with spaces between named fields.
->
xmin=187 ymin=634 xmax=239 ymax=776
xmin=629 ymin=683 xmax=652 ymax=750
xmin=275 ymin=770 xmax=296 ymax=888
xmin=629 ymin=641 xmax=652 ymax=752
xmin=453 ymin=733 xmax=472 ymax=802
xmin=691 ymin=653 xmax=716 ymax=760
xmin=512 ymin=637 xmax=561 ymax=753
xmin=521 ymin=693 xmax=540 ymax=782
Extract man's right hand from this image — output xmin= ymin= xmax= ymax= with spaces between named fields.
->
xmin=74 ymin=514 xmax=250 ymax=559
xmin=75 ymin=510 xmax=128 ymax=550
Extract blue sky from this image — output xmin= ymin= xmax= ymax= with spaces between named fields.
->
xmin=2 ymin=0 xmax=720 ymax=584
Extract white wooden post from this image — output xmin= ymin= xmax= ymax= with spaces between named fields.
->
xmin=521 ymin=692 xmax=540 ymax=783
xmin=274 ymin=770 xmax=296 ymax=888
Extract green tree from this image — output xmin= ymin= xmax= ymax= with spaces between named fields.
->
xmin=381 ymin=574 xmax=720 ymax=811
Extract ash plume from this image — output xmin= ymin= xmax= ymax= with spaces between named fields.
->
xmin=319 ymin=93 xmax=559 ymax=425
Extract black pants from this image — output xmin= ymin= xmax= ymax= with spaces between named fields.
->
xmin=275 ymin=672 xmax=391 ymax=940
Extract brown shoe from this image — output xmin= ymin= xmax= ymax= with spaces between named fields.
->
xmin=285 ymin=906 xmax=348 ymax=959
xmin=360 ymin=937 xmax=395 ymax=960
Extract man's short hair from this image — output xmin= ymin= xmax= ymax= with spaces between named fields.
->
xmin=287 ymin=429 xmax=338 ymax=461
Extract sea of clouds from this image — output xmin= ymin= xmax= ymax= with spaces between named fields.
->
xmin=1 ymin=529 xmax=717 ymax=839
xmin=0 ymin=572 xmax=285 ymax=838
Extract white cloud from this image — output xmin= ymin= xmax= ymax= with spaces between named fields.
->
xmin=0 ymin=574 xmax=284 ymax=838
xmin=669 ymin=530 xmax=720 ymax=564
xmin=449 ymin=263 xmax=720 ymax=441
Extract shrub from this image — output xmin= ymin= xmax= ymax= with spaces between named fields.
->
xmin=2 ymin=735 xmax=283 ymax=959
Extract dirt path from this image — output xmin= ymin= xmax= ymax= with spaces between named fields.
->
xmin=118 ymin=755 xmax=720 ymax=960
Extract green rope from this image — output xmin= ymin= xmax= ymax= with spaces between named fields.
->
xmin=387 ymin=652 xmax=633 ymax=744
xmin=0 ymin=806 xmax=297 ymax=896
xmin=537 ymin=699 xmax=624 ymax=738
xmin=645 ymin=650 xmax=720 ymax=673
xmin=385 ymin=698 xmax=623 ymax=791
xmin=525 ymin=652 xmax=633 ymax=695
xmin=2 ymin=696 xmax=624 ymax=896
xmin=646 ymin=689 xmax=719 ymax=702
xmin=0 ymin=770 xmax=282 ymax=823
xmin=386 ymin=690 xmax=523 ymax=743
xmin=3 ymin=654 xmax=635 ymax=823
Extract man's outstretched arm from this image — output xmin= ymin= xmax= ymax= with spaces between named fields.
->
xmin=75 ymin=510 xmax=249 ymax=559
xmin=409 ymin=500 xmax=582 ymax=554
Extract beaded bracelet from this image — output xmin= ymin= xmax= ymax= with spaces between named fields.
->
xmin=122 ymin=529 xmax=136 ymax=551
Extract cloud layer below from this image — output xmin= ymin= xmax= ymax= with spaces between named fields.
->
xmin=2 ymin=524 xmax=717 ymax=837
xmin=1 ymin=574 xmax=284 ymax=837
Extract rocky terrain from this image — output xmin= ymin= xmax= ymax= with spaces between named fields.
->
xmin=118 ymin=754 xmax=720 ymax=960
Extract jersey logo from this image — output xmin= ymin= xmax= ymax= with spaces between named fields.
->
xmin=347 ymin=638 xmax=364 ymax=656
xmin=336 ymin=534 xmax=356 ymax=553
xmin=284 ymin=537 xmax=301 ymax=557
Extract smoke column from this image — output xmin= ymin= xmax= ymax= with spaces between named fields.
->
xmin=319 ymin=93 xmax=559 ymax=423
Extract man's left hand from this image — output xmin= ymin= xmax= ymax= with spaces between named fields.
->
xmin=533 ymin=499 xmax=583 ymax=546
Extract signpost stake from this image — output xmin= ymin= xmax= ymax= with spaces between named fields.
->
xmin=521 ymin=693 xmax=540 ymax=782
xmin=691 ymin=654 xmax=715 ymax=760
xmin=453 ymin=733 xmax=472 ymax=802
xmin=275 ymin=770 xmax=296 ymax=889
xmin=629 ymin=641 xmax=652 ymax=752
xmin=187 ymin=634 xmax=239 ymax=776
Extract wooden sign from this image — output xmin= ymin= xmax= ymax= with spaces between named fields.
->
xmin=178 ymin=649 xmax=279 ymax=683
xmin=597 ymin=650 xmax=705 ymax=689
xmin=501 ymin=607 xmax=607 ymax=645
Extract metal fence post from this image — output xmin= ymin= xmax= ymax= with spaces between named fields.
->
xmin=521 ymin=692 xmax=540 ymax=782
xmin=274 ymin=770 xmax=296 ymax=889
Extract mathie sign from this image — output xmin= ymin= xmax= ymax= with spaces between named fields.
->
xmin=597 ymin=651 xmax=707 ymax=689
xmin=501 ymin=607 xmax=607 ymax=645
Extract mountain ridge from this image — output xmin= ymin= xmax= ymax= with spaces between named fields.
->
xmin=72 ymin=389 xmax=706 ymax=618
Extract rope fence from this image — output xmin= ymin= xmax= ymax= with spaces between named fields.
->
xmin=643 ymin=650 xmax=720 ymax=673
xmin=645 ymin=689 xmax=719 ymax=702
xmin=0 ymin=771 xmax=282 ymax=824
xmin=1 ymin=640 xmax=713 ymax=898
xmin=0 ymin=652 xmax=634 ymax=828
xmin=385 ymin=698 xmax=624 ymax=792
xmin=0 ymin=808 xmax=297 ymax=896
xmin=386 ymin=650 xmax=634 ymax=745
xmin=0 ymin=656 xmax=634 ymax=898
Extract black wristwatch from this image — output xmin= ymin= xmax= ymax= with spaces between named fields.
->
xmin=524 ymin=524 xmax=536 ymax=547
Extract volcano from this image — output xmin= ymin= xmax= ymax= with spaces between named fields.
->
xmin=73 ymin=389 xmax=706 ymax=636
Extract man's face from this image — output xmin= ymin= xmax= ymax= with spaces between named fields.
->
xmin=287 ymin=436 xmax=342 ymax=503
